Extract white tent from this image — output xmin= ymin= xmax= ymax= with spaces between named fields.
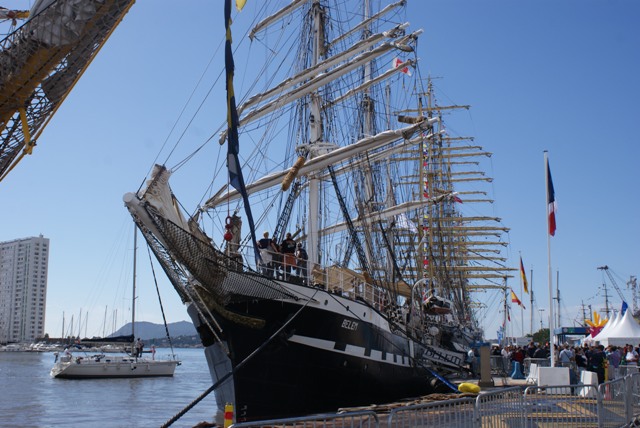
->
xmin=599 ymin=310 xmax=640 ymax=347
xmin=590 ymin=312 xmax=618 ymax=343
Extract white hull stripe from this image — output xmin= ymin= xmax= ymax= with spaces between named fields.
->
xmin=288 ymin=334 xmax=410 ymax=368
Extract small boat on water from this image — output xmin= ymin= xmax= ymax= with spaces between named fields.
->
xmin=50 ymin=348 xmax=179 ymax=379
xmin=51 ymin=229 xmax=180 ymax=379
xmin=123 ymin=0 xmax=511 ymax=423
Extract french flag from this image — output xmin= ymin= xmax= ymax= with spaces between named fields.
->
xmin=546 ymin=158 xmax=556 ymax=236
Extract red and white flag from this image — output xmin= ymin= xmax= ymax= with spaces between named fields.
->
xmin=392 ymin=58 xmax=411 ymax=76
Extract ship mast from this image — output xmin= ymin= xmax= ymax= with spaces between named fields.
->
xmin=361 ymin=0 xmax=375 ymax=271
xmin=307 ymin=0 xmax=324 ymax=275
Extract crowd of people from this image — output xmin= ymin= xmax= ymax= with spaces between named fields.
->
xmin=488 ymin=341 xmax=640 ymax=384
xmin=257 ymin=231 xmax=308 ymax=283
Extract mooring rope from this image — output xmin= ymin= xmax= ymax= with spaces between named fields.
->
xmin=161 ymin=287 xmax=319 ymax=427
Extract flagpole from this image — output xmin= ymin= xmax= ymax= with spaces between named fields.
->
xmin=530 ymin=268 xmax=534 ymax=335
xmin=519 ymin=252 xmax=524 ymax=338
xmin=544 ymin=150 xmax=556 ymax=367
xmin=504 ymin=285 xmax=509 ymax=343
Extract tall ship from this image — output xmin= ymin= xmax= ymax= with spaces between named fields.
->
xmin=124 ymin=0 xmax=511 ymax=422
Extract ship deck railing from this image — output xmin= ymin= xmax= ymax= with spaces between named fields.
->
xmin=229 ymin=371 xmax=640 ymax=427
xmin=522 ymin=357 xmax=551 ymax=375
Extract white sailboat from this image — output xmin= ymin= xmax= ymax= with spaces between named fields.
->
xmin=50 ymin=229 xmax=180 ymax=379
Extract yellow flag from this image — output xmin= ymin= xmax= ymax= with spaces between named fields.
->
xmin=236 ymin=0 xmax=247 ymax=11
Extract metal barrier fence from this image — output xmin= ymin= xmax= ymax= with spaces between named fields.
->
xmin=629 ymin=372 xmax=640 ymax=422
xmin=522 ymin=357 xmax=550 ymax=376
xmin=599 ymin=377 xmax=627 ymax=428
xmin=475 ymin=386 xmax=524 ymax=427
xmin=618 ymin=364 xmax=639 ymax=378
xmin=489 ymin=356 xmax=510 ymax=377
xmin=229 ymin=374 xmax=640 ymax=428
xmin=386 ymin=397 xmax=476 ymax=427
xmin=229 ymin=410 xmax=379 ymax=428
xmin=524 ymin=384 xmax=600 ymax=427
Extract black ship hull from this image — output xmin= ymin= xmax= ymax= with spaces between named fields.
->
xmin=189 ymin=281 xmax=463 ymax=422
xmin=124 ymin=183 xmax=468 ymax=423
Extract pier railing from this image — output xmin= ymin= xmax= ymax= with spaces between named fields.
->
xmin=230 ymin=410 xmax=379 ymax=428
xmin=386 ymin=397 xmax=476 ymax=427
xmin=229 ymin=372 xmax=640 ymax=428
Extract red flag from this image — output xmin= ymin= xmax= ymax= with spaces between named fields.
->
xmin=511 ymin=290 xmax=526 ymax=309
xmin=547 ymin=158 xmax=556 ymax=236
xmin=392 ymin=58 xmax=411 ymax=75
xmin=520 ymin=256 xmax=529 ymax=294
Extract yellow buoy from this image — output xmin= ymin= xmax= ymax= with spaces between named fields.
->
xmin=457 ymin=382 xmax=481 ymax=393
xmin=224 ymin=403 xmax=234 ymax=428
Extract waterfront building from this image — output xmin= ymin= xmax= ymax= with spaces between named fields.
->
xmin=0 ymin=235 xmax=49 ymax=343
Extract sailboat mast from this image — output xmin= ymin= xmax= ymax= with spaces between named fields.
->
xmin=131 ymin=227 xmax=137 ymax=343
xmin=103 ymin=306 xmax=107 ymax=338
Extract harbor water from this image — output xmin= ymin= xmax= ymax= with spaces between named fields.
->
xmin=0 ymin=347 xmax=218 ymax=427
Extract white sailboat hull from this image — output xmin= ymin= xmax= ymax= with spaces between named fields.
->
xmin=50 ymin=355 xmax=179 ymax=379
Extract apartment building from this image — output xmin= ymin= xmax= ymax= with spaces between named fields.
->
xmin=0 ymin=235 xmax=49 ymax=343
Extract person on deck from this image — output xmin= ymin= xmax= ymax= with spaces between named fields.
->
xmin=258 ymin=231 xmax=279 ymax=277
xmin=280 ymin=233 xmax=297 ymax=280
xmin=135 ymin=338 xmax=144 ymax=358
xmin=295 ymin=242 xmax=308 ymax=284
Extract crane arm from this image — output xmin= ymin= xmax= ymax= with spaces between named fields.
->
xmin=598 ymin=265 xmax=627 ymax=305
xmin=0 ymin=0 xmax=136 ymax=182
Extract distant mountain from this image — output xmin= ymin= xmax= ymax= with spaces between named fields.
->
xmin=111 ymin=321 xmax=196 ymax=341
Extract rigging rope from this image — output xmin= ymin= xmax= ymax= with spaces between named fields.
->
xmin=145 ymin=242 xmax=178 ymax=360
xmin=160 ymin=287 xmax=320 ymax=428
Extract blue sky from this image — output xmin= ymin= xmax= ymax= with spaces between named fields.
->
xmin=0 ymin=0 xmax=638 ymax=341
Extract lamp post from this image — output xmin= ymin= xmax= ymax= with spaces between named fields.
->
xmin=539 ymin=308 xmax=545 ymax=330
